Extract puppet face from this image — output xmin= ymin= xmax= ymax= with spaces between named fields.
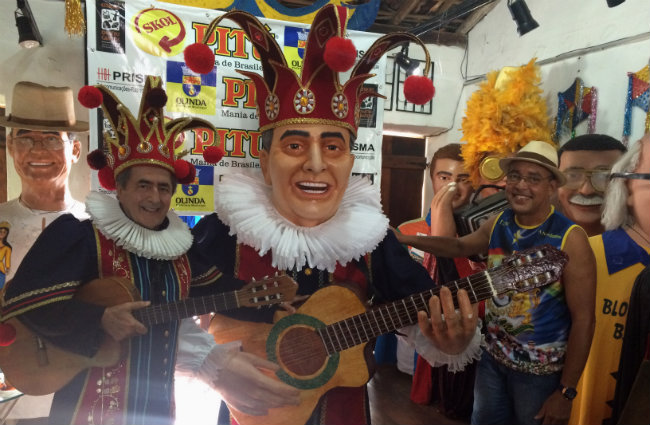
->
xmin=430 ymin=158 xmax=473 ymax=209
xmin=260 ymin=123 xmax=355 ymax=227
xmin=116 ymin=165 xmax=174 ymax=230
xmin=557 ymin=149 xmax=622 ymax=234
xmin=7 ymin=129 xmax=80 ymax=189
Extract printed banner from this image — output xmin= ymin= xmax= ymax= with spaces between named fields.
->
xmin=86 ymin=0 xmax=386 ymax=214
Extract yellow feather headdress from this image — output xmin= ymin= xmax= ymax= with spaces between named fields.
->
xmin=460 ymin=58 xmax=554 ymax=187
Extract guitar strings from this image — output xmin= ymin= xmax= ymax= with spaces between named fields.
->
xmin=278 ymin=259 xmax=558 ymax=363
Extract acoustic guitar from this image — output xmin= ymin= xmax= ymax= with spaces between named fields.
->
xmin=210 ymin=245 xmax=568 ymax=425
xmin=0 ymin=274 xmax=297 ymax=395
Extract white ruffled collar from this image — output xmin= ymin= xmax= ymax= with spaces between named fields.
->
xmin=215 ymin=173 xmax=389 ymax=272
xmin=86 ymin=191 xmax=192 ymax=260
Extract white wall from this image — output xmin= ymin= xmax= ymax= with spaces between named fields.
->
xmin=383 ymin=43 xmax=467 ymax=135
xmin=422 ymin=0 xmax=650 ymax=214
xmin=0 ymin=0 xmax=90 ymax=202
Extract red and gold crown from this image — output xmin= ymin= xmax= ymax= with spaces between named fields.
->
xmin=184 ymin=5 xmax=435 ymax=136
xmin=78 ymin=75 xmax=223 ymax=190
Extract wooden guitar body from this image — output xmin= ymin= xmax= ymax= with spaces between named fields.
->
xmin=0 ymin=274 xmax=296 ymax=396
xmin=0 ymin=277 xmax=136 ymax=395
xmin=209 ymin=285 xmax=371 ymax=425
xmin=208 ymin=245 xmax=569 ymax=425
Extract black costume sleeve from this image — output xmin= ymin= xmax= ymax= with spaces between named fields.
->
xmin=3 ymin=215 xmax=105 ymax=357
xmin=369 ymin=230 xmax=438 ymax=303
xmin=189 ymin=213 xmax=275 ymax=323
xmin=611 ymin=264 xmax=650 ymax=423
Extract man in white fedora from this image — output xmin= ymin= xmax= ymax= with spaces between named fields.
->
xmin=0 ymin=81 xmax=89 ymax=423
xmin=397 ymin=140 xmax=596 ymax=425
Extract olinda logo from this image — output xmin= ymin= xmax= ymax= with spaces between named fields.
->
xmin=131 ymin=8 xmax=186 ymax=57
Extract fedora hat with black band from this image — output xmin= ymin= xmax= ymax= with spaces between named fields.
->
xmin=0 ymin=81 xmax=89 ymax=132
xmin=499 ymin=140 xmax=567 ymax=186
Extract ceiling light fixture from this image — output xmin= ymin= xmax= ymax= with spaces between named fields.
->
xmin=15 ymin=0 xmax=42 ymax=48
xmin=395 ymin=46 xmax=421 ymax=76
xmin=606 ymin=0 xmax=625 ymax=7
xmin=507 ymin=0 xmax=539 ymax=36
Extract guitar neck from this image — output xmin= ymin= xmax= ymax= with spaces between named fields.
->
xmin=132 ymin=291 xmax=239 ymax=326
xmin=318 ymin=267 xmax=501 ymax=355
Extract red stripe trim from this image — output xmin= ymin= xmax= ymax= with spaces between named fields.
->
xmin=3 ymin=288 xmax=76 ymax=313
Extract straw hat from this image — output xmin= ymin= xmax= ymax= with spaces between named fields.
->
xmin=0 ymin=81 xmax=88 ymax=132
xmin=499 ymin=140 xmax=567 ymax=186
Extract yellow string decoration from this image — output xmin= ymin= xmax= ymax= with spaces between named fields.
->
xmin=65 ymin=0 xmax=86 ymax=37
xmin=461 ymin=58 xmax=554 ymax=187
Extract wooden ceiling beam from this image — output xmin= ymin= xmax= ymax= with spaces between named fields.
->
xmin=431 ymin=0 xmax=460 ymax=13
xmin=390 ymin=0 xmax=421 ymax=26
xmin=367 ymin=22 xmax=467 ymax=47
xmin=455 ymin=0 xmax=498 ymax=34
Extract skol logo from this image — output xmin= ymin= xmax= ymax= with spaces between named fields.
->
xmin=131 ymin=8 xmax=186 ymax=57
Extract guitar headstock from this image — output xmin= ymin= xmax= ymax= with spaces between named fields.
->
xmin=495 ymin=245 xmax=569 ymax=294
xmin=237 ymin=275 xmax=298 ymax=308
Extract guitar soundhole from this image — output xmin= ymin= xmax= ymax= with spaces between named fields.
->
xmin=277 ymin=326 xmax=327 ymax=376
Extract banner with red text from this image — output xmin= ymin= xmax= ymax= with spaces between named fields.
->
xmin=86 ymin=0 xmax=386 ymax=214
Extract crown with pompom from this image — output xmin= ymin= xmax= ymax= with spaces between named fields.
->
xmin=78 ymin=76 xmax=224 ymax=190
xmin=183 ymin=5 xmax=434 ymax=136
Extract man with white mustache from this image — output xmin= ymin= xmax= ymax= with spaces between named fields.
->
xmin=557 ymin=134 xmax=626 ymax=236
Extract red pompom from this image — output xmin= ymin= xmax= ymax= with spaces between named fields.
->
xmin=174 ymin=159 xmax=196 ymax=185
xmin=324 ymin=36 xmax=357 ymax=72
xmin=203 ymin=145 xmax=225 ymax=164
xmin=0 ymin=322 xmax=16 ymax=347
xmin=87 ymin=149 xmax=107 ymax=170
xmin=403 ymin=75 xmax=435 ymax=105
xmin=146 ymin=87 xmax=168 ymax=108
xmin=98 ymin=166 xmax=116 ymax=191
xmin=184 ymin=43 xmax=215 ymax=75
xmin=78 ymin=85 xmax=103 ymax=109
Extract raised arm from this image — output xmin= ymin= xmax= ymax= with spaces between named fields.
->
xmin=396 ymin=215 xmax=495 ymax=258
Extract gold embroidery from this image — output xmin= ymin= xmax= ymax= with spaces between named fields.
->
xmin=2 ymin=294 xmax=76 ymax=321
xmin=3 ymin=281 xmax=80 ymax=307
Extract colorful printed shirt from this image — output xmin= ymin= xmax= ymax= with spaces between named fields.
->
xmin=484 ymin=206 xmax=578 ymax=375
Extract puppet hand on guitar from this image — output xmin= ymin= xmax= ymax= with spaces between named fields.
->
xmin=199 ymin=346 xmax=300 ymax=416
xmin=417 ymin=285 xmax=479 ymax=355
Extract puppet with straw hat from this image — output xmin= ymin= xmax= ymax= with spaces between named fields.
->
xmin=183 ymin=6 xmax=482 ymax=425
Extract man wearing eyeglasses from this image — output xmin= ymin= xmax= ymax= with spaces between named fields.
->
xmin=0 ymin=81 xmax=88 ymax=423
xmin=569 ymin=133 xmax=650 ymax=425
xmin=557 ymin=134 xmax=627 ymax=236
xmin=396 ymin=140 xmax=596 ymax=425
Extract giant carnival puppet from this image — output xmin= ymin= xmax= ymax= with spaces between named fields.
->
xmin=183 ymin=5 xmax=482 ymax=425
xmin=0 ymin=76 xmax=239 ymax=425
